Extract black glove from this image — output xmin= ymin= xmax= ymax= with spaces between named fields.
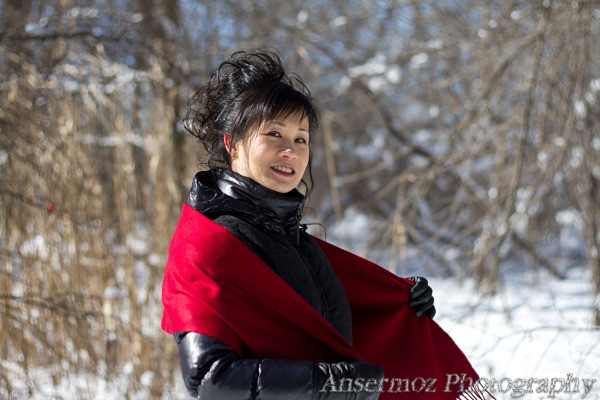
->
xmin=408 ymin=276 xmax=436 ymax=319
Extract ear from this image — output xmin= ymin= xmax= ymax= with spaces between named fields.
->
xmin=224 ymin=134 xmax=238 ymax=159
xmin=223 ymin=134 xmax=232 ymax=152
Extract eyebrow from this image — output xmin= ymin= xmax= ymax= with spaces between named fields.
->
xmin=270 ymin=120 xmax=309 ymax=132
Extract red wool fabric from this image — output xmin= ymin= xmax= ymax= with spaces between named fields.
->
xmin=162 ymin=203 xmax=481 ymax=399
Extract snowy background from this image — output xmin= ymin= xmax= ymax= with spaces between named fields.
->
xmin=4 ymin=265 xmax=599 ymax=399
xmin=435 ymin=271 xmax=600 ymax=399
xmin=2 ymin=1 xmax=600 ymax=399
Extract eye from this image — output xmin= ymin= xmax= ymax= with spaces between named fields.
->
xmin=296 ymin=137 xmax=308 ymax=144
xmin=266 ymin=131 xmax=281 ymax=137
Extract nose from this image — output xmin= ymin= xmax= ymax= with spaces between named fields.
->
xmin=280 ymin=141 xmax=298 ymax=160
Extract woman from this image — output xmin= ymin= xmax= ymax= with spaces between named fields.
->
xmin=162 ymin=50 xmax=478 ymax=400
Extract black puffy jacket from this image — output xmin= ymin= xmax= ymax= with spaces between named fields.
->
xmin=175 ymin=169 xmax=384 ymax=399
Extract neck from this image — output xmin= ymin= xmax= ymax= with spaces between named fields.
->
xmin=218 ymin=169 xmax=306 ymax=228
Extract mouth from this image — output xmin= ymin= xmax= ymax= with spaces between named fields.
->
xmin=271 ymin=165 xmax=295 ymax=176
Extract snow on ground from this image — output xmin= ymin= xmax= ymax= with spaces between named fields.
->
xmin=431 ymin=267 xmax=600 ymax=399
xmin=3 ymin=269 xmax=599 ymax=399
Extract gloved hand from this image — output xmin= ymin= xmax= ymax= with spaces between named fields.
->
xmin=408 ymin=276 xmax=436 ymax=319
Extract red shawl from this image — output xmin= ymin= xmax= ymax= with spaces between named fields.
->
xmin=162 ymin=204 xmax=483 ymax=399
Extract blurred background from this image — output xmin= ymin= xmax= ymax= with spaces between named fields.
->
xmin=1 ymin=0 xmax=599 ymax=398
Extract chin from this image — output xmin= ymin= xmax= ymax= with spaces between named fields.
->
xmin=267 ymin=182 xmax=297 ymax=194
xmin=272 ymin=186 xmax=294 ymax=194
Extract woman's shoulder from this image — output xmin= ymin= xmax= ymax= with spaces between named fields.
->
xmin=185 ymin=170 xmax=220 ymax=212
xmin=172 ymin=204 xmax=236 ymax=248
xmin=211 ymin=214 xmax=258 ymax=240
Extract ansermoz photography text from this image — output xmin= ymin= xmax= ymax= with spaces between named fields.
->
xmin=320 ymin=373 xmax=597 ymax=399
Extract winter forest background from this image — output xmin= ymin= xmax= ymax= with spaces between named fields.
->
xmin=1 ymin=0 xmax=600 ymax=399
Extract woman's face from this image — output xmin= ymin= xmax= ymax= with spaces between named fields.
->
xmin=230 ymin=112 xmax=310 ymax=193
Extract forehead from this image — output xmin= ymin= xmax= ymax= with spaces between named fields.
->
xmin=265 ymin=112 xmax=309 ymax=129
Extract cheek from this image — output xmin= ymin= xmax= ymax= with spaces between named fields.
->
xmin=300 ymin=151 xmax=310 ymax=170
xmin=251 ymin=145 xmax=272 ymax=166
xmin=245 ymin=145 xmax=272 ymax=174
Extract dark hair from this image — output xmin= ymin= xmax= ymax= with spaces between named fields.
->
xmin=184 ymin=49 xmax=320 ymax=195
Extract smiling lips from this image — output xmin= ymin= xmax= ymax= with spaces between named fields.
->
xmin=271 ymin=165 xmax=295 ymax=176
